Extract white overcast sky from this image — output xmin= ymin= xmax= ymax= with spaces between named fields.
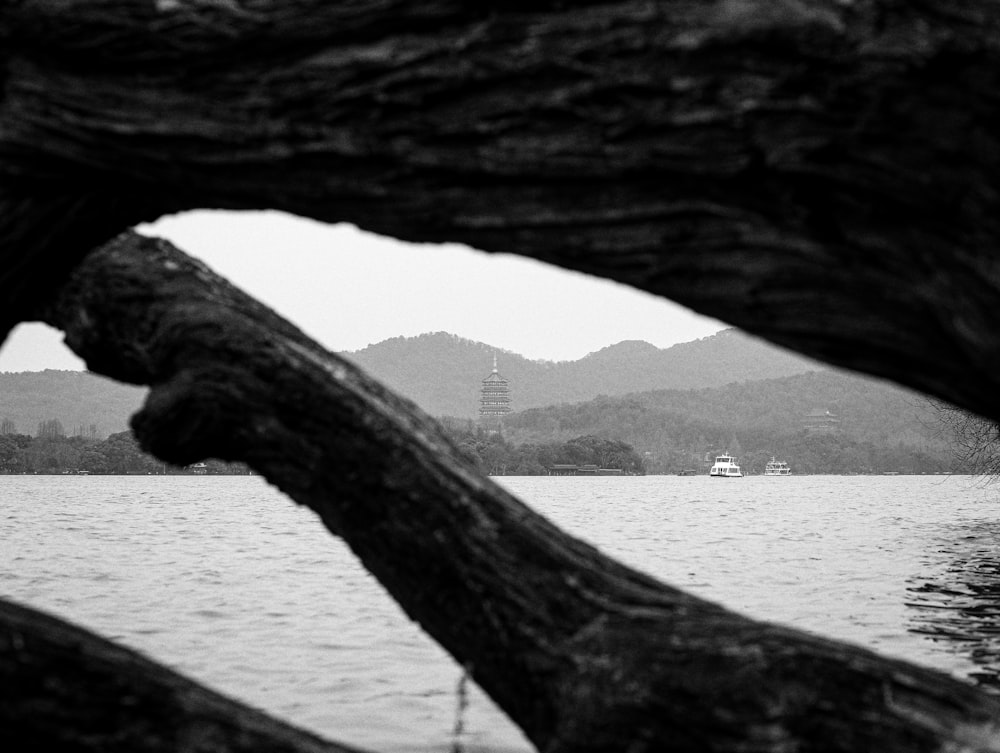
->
xmin=0 ymin=210 xmax=725 ymax=372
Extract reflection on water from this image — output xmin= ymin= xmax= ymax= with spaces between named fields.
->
xmin=907 ymin=520 xmax=1000 ymax=692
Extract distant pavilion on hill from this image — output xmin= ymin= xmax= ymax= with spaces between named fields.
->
xmin=803 ymin=408 xmax=841 ymax=435
xmin=479 ymin=354 xmax=511 ymax=434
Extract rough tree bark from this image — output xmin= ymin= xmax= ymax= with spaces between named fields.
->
xmin=5 ymin=1 xmax=1000 ymax=750
xmin=2 ymin=0 xmax=1000 ymax=420
xmin=19 ymin=231 xmax=1000 ymax=752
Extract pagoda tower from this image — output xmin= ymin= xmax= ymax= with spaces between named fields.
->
xmin=479 ymin=354 xmax=511 ymax=434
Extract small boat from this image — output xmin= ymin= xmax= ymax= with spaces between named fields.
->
xmin=709 ymin=454 xmax=743 ymax=478
xmin=764 ymin=458 xmax=792 ymax=476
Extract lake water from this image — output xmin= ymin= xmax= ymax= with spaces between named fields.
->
xmin=2 ymin=474 xmax=999 ymax=751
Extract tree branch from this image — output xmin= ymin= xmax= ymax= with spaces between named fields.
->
xmin=35 ymin=231 xmax=1000 ymax=752
xmin=3 ymin=1 xmax=1000 ymax=419
xmin=0 ymin=599 xmax=365 ymax=753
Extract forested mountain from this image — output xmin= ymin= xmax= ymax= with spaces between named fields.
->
xmin=0 ymin=370 xmax=144 ymax=438
xmin=345 ymin=329 xmax=821 ymax=417
xmin=503 ymin=370 xmax=961 ymax=475
xmin=0 ymin=337 xmax=964 ymax=476
xmin=2 ymin=330 xmax=818 ymax=435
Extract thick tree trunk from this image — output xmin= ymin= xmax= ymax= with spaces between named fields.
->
xmin=3 ymin=1 xmax=1000 ymax=421
xmin=27 ymin=231 xmax=1000 ymax=752
xmin=0 ymin=599 xmax=363 ymax=753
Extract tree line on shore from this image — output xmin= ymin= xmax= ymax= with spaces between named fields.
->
xmin=442 ymin=419 xmax=647 ymax=476
xmin=0 ymin=409 xmax=981 ymax=477
xmin=0 ymin=423 xmax=246 ymax=475
xmin=0 ymin=417 xmax=643 ymax=476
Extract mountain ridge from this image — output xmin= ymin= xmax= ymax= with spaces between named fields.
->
xmin=344 ymin=328 xmax=824 ymax=417
xmin=0 ymin=329 xmax=823 ymax=434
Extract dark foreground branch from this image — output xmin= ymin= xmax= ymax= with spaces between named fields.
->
xmin=5 ymin=1 xmax=1000 ymax=421
xmin=35 ymin=231 xmax=1000 ymax=752
xmin=0 ymin=600 xmax=364 ymax=753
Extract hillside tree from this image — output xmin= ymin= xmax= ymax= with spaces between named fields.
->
xmin=35 ymin=418 xmax=65 ymax=440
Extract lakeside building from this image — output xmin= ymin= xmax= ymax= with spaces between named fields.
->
xmin=547 ymin=464 xmax=624 ymax=476
xmin=479 ymin=354 xmax=511 ymax=434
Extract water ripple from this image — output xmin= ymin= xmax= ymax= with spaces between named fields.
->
xmin=0 ymin=473 xmax=994 ymax=751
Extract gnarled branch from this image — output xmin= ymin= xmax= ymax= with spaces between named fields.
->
xmin=32 ymin=231 xmax=1000 ymax=752
xmin=2 ymin=1 xmax=1000 ymax=419
xmin=0 ymin=599 xmax=364 ymax=753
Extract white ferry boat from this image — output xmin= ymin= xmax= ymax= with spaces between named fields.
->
xmin=709 ymin=454 xmax=743 ymax=478
xmin=764 ymin=458 xmax=791 ymax=476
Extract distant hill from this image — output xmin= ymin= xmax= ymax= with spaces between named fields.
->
xmin=501 ymin=370 xmax=958 ymax=474
xmin=0 ymin=329 xmax=825 ymax=436
xmin=0 ymin=370 xmax=145 ymax=438
xmin=345 ymin=329 xmax=822 ymax=417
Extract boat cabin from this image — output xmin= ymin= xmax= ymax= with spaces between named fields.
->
xmin=709 ymin=454 xmax=743 ymax=478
